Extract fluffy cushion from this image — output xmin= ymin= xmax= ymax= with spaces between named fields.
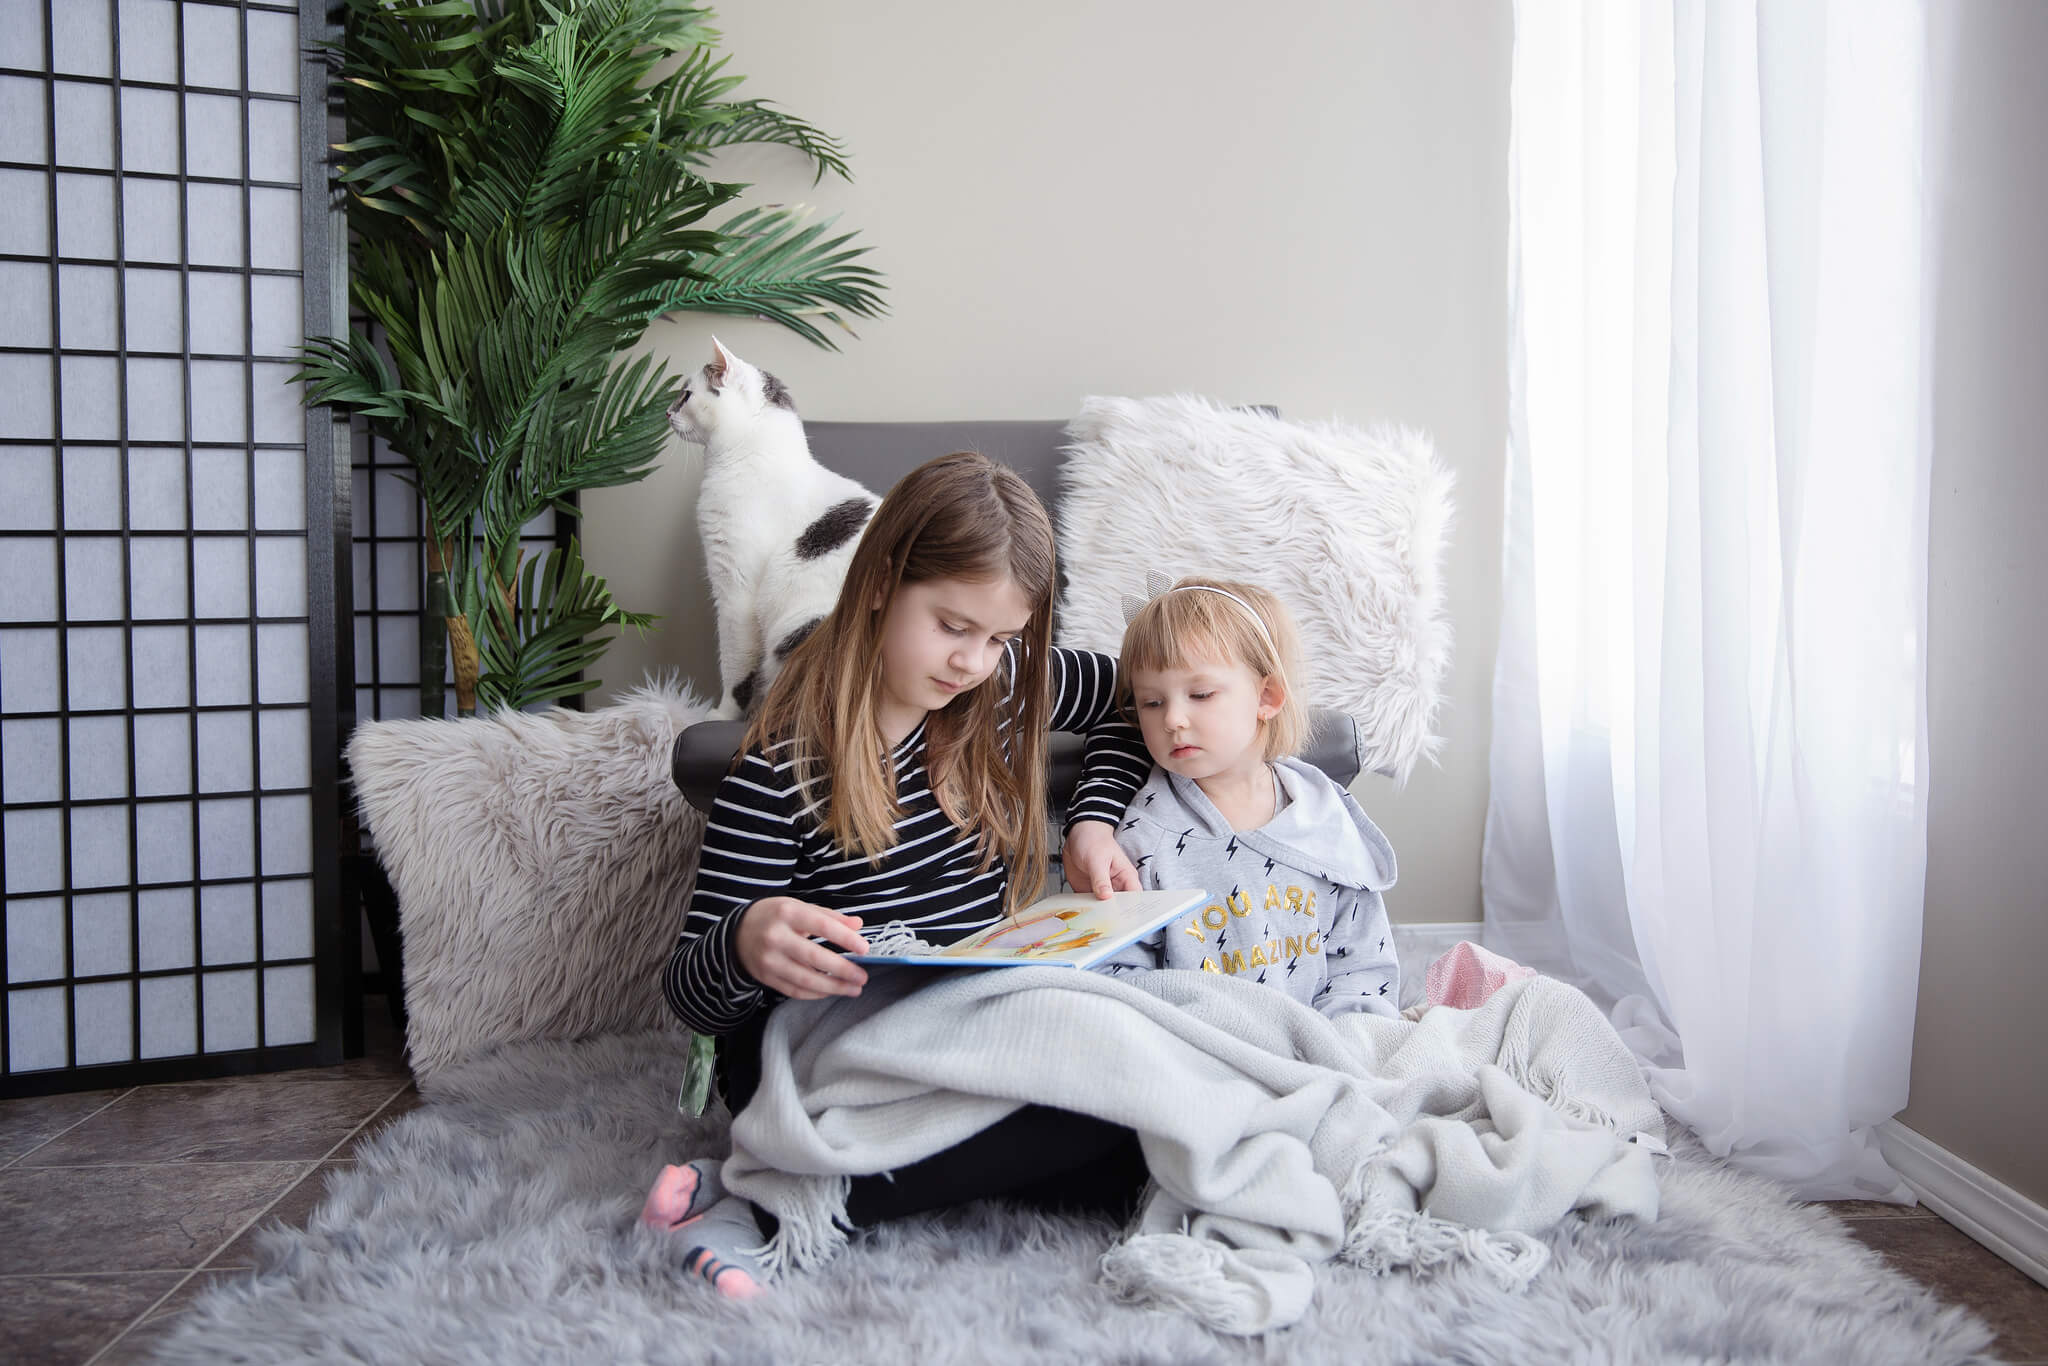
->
xmin=1055 ymin=395 xmax=1453 ymax=781
xmin=346 ymin=682 xmax=714 ymax=1079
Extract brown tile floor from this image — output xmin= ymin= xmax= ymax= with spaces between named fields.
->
xmin=3 ymin=1004 xmax=2046 ymax=1363
xmin=0 ymin=999 xmax=418 ymax=1365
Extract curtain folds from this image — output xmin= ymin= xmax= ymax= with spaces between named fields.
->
xmin=1486 ymin=0 xmax=1930 ymax=1198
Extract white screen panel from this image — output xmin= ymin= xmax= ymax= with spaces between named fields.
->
xmin=116 ymin=0 xmax=177 ymax=84
xmin=187 ymin=268 xmax=245 ymax=356
xmin=0 ymin=354 xmax=54 ymax=439
xmin=0 ymin=448 xmax=56 ymax=531
xmin=130 ymin=627 xmax=191 ymax=709
xmin=2 ymin=720 xmax=62 ymax=803
xmin=66 ymin=714 xmax=129 ymax=800
xmin=60 ymin=445 xmax=122 ymax=530
xmin=140 ymin=973 xmax=196 ymax=1057
xmin=199 ymin=881 xmax=253 ymax=965
xmin=134 ymin=799 xmax=194 ymax=883
xmin=1 ymin=259 xmax=53 ymax=349
xmin=201 ymin=968 xmax=256 ymax=1052
xmin=252 ymin=447 xmax=305 ymax=530
xmin=260 ymin=794 xmax=309 ymax=875
xmin=5 ymin=897 xmax=64 ymax=982
xmin=65 ymin=625 xmax=128 ymax=710
xmin=127 ymin=445 xmax=188 ymax=528
xmin=192 ymin=622 xmax=250 ymax=705
xmin=0 ymin=76 xmax=45 ymax=163
xmin=68 ymin=804 xmax=130 ymax=888
xmin=129 ymin=537 xmax=191 ymax=621
xmin=256 ymin=622 xmax=307 ymax=704
xmin=197 ymin=796 xmax=253 ymax=879
xmin=62 ymin=535 xmax=124 ymax=621
xmin=1 ymin=538 xmax=60 ymax=620
xmin=6 ymin=987 xmax=66 ymax=1071
xmin=195 ymin=710 xmax=251 ymax=792
xmin=137 ymin=887 xmax=194 ymax=971
xmin=190 ymin=448 xmax=249 ymax=528
xmin=181 ymin=1 xmax=240 ymax=88
xmin=191 ymin=537 xmax=249 ymax=617
xmin=257 ymin=708 xmax=308 ymax=789
xmin=262 ymin=965 xmax=313 ymax=1045
xmin=0 ymin=168 xmax=52 ymax=258
xmin=132 ymin=712 xmax=193 ymax=795
xmin=120 ymin=85 xmax=180 ymax=174
xmin=51 ymin=0 xmax=111 ymax=77
xmin=71 ymin=892 xmax=131 ymax=977
xmin=4 ymin=809 xmax=64 ymax=894
xmin=122 ymin=265 xmax=184 ymax=354
xmin=0 ymin=628 xmax=61 ymax=711
xmin=53 ymin=80 xmax=114 ymax=170
xmin=73 ymin=981 xmax=133 ymax=1065
xmin=261 ymin=879 xmax=310 ymax=959
xmin=55 ymin=172 xmax=117 ymax=260
xmin=58 ymin=353 xmax=121 ymax=442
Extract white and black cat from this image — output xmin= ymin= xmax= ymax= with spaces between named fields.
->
xmin=668 ymin=339 xmax=880 ymax=719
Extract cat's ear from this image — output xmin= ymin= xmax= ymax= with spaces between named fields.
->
xmin=706 ymin=336 xmax=735 ymax=391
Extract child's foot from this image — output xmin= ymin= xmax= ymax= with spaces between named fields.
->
xmin=639 ymin=1159 xmax=725 ymax=1233
xmin=680 ymin=1194 xmax=768 ymax=1300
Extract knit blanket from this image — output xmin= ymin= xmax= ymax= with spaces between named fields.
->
xmin=723 ymin=967 xmax=1663 ymax=1335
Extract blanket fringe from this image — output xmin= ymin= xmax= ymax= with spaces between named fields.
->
xmin=1339 ymin=1166 xmax=1549 ymax=1292
xmin=860 ymin=923 xmax=937 ymax=957
xmin=1341 ymin=1212 xmax=1548 ymax=1291
xmin=748 ymin=1174 xmax=855 ymax=1282
xmin=1098 ymin=1235 xmax=1275 ymax=1336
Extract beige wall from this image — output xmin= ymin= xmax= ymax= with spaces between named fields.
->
xmin=585 ymin=0 xmax=1514 ymax=925
xmin=1899 ymin=1 xmax=2048 ymax=1207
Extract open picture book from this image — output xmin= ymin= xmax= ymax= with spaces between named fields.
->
xmin=849 ymin=887 xmax=1207 ymax=970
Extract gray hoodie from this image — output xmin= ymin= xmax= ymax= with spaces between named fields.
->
xmin=1102 ymin=757 xmax=1402 ymax=1019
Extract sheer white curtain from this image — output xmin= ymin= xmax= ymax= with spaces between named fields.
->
xmin=1485 ymin=0 xmax=1930 ymax=1198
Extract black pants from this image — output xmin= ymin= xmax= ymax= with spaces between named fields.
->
xmin=717 ymin=1006 xmax=1149 ymax=1227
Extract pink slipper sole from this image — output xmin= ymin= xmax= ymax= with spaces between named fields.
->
xmin=639 ymin=1163 xmax=706 ymax=1232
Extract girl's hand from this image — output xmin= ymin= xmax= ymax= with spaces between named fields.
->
xmin=736 ymin=897 xmax=870 ymax=1000
xmin=1062 ymin=820 xmax=1141 ymax=900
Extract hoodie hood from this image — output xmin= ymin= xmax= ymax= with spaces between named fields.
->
xmin=1131 ymin=756 xmax=1396 ymax=892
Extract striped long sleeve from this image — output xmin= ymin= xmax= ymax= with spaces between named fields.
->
xmin=660 ymin=648 xmax=1151 ymax=1035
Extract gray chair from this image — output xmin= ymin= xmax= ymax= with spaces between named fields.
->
xmin=669 ymin=420 xmax=1363 ymax=817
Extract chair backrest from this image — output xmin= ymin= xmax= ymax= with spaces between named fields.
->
xmin=669 ymin=417 xmax=1362 ymax=815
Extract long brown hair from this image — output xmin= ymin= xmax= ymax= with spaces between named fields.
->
xmin=741 ymin=451 xmax=1058 ymax=914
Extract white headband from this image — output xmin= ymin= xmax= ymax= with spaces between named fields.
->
xmin=1120 ymin=571 xmax=1278 ymax=655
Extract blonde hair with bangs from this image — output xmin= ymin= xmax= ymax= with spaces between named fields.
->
xmin=742 ymin=451 xmax=1058 ymax=916
xmin=1119 ymin=576 xmax=1307 ymax=760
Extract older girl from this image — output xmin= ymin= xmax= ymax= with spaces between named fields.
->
xmin=644 ymin=451 xmax=1149 ymax=1297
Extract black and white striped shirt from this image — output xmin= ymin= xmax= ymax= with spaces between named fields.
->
xmin=662 ymin=648 xmax=1150 ymax=1035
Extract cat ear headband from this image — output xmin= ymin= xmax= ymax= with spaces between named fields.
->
xmin=1120 ymin=571 xmax=1278 ymax=654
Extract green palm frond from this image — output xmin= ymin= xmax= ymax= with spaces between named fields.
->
xmin=661 ymin=205 xmax=885 ymax=348
xmin=468 ymin=538 xmax=656 ymax=711
xmin=301 ymin=0 xmax=886 ymax=713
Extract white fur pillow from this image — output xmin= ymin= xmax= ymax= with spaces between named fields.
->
xmin=346 ymin=682 xmax=713 ymax=1081
xmin=1055 ymin=395 xmax=1452 ymax=782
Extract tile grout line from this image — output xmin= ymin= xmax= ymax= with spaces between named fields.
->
xmin=0 ymin=1089 xmax=139 ymax=1172
xmin=83 ymin=1078 xmax=416 ymax=1366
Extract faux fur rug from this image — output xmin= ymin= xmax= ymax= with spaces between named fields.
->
xmin=346 ymin=682 xmax=716 ymax=1080
xmin=1055 ymin=395 xmax=1454 ymax=783
xmin=155 ymin=1042 xmax=1994 ymax=1361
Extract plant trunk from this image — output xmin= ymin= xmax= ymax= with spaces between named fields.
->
xmin=421 ymin=533 xmax=451 ymax=719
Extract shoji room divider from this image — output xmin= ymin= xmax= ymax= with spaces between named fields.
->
xmin=0 ymin=0 xmax=353 ymax=1095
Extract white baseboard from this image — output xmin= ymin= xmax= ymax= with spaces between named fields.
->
xmin=1392 ymin=920 xmax=1484 ymax=960
xmin=1877 ymin=1119 xmax=2048 ymax=1290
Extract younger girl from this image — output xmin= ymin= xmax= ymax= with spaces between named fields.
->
xmin=1102 ymin=577 xmax=1403 ymax=1018
xmin=643 ymin=451 xmax=1152 ymax=1298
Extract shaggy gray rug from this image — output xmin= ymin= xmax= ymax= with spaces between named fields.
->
xmin=154 ymin=1029 xmax=1997 ymax=1365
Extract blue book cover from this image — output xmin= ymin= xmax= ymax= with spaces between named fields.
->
xmin=849 ymin=888 xmax=1207 ymax=970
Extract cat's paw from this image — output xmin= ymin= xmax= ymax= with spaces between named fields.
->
xmin=712 ymin=697 xmax=744 ymax=721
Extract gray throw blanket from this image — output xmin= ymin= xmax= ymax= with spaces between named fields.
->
xmin=723 ymin=967 xmax=1663 ymax=1335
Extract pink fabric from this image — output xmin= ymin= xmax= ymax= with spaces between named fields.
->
xmin=1425 ymin=941 xmax=1537 ymax=1010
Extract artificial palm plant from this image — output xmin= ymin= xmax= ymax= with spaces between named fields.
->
xmin=298 ymin=0 xmax=884 ymax=716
